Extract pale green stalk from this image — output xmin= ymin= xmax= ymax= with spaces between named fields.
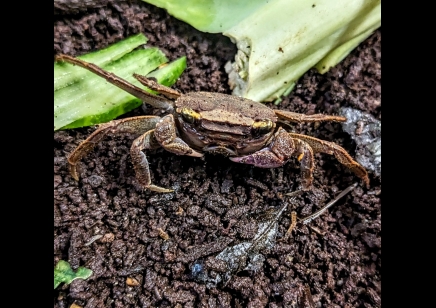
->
xmin=141 ymin=0 xmax=381 ymax=102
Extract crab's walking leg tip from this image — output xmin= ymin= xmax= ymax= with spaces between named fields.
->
xmin=147 ymin=185 xmax=174 ymax=193
xmin=68 ymin=164 xmax=80 ymax=181
xmin=189 ymin=150 xmax=204 ymax=158
xmin=364 ymin=178 xmax=370 ymax=189
xmin=358 ymin=172 xmax=370 ymax=188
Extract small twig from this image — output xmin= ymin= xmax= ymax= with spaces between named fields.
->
xmin=284 ymin=189 xmax=304 ymax=197
xmin=304 ymin=284 xmax=316 ymax=308
xmin=157 ymin=228 xmax=169 ymax=240
xmin=298 ymin=183 xmax=357 ymax=225
xmin=307 ymin=225 xmax=325 ymax=236
xmin=84 ymin=234 xmax=103 ymax=246
xmin=282 ymin=183 xmax=357 ymax=239
xmin=245 ymin=178 xmax=268 ymax=190
xmin=285 ymin=211 xmax=298 ymax=236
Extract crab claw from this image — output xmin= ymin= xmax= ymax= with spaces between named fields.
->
xmin=230 ymin=148 xmax=286 ymax=168
xmin=154 ymin=115 xmax=204 ymax=158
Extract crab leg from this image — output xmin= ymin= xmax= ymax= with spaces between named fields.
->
xmin=68 ymin=116 xmax=161 ymax=181
xmin=130 ymin=130 xmax=174 ymax=193
xmin=230 ymin=128 xmax=315 ymax=189
xmin=55 ymin=54 xmax=174 ymax=110
xmin=133 ymin=74 xmax=181 ymax=100
xmin=289 ymin=133 xmax=370 ymax=187
xmin=154 ymin=115 xmax=204 ymax=157
xmin=275 ymin=110 xmax=346 ymax=123
xmin=293 ymin=138 xmax=315 ymax=189
xmin=130 ymin=114 xmax=203 ymax=192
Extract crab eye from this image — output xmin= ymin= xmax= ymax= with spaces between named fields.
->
xmin=252 ymin=119 xmax=273 ymax=135
xmin=180 ymin=107 xmax=201 ymax=124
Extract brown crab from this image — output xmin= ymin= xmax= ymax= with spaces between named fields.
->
xmin=56 ymin=54 xmax=369 ymax=193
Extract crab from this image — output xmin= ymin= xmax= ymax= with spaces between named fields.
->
xmin=56 ymin=54 xmax=369 ymax=193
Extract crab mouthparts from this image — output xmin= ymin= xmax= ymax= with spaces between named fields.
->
xmin=202 ymin=145 xmax=237 ymax=156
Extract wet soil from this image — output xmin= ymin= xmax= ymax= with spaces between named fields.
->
xmin=54 ymin=2 xmax=381 ymax=307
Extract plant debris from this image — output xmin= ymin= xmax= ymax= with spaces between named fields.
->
xmin=340 ymin=107 xmax=381 ymax=177
xmin=200 ymin=184 xmax=357 ymax=287
xmin=54 ymin=260 xmax=92 ymax=289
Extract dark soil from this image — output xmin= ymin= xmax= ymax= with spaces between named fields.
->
xmin=54 ymin=2 xmax=381 ymax=307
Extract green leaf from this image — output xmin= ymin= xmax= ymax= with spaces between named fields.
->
xmin=141 ymin=0 xmax=270 ymax=33
xmin=55 ymin=47 xmax=168 ymax=130
xmin=142 ymin=0 xmax=381 ymax=102
xmin=146 ymin=56 xmax=187 ymax=89
xmin=54 ymin=260 xmax=92 ymax=289
xmin=54 ymin=33 xmax=187 ymax=130
xmin=54 ymin=33 xmax=147 ymax=91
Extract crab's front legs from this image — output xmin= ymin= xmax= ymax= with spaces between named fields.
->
xmin=131 ymin=114 xmax=203 ymax=192
xmin=230 ymin=128 xmax=315 ymax=190
xmin=68 ymin=116 xmax=161 ymax=181
xmin=55 ymin=54 xmax=175 ymax=110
